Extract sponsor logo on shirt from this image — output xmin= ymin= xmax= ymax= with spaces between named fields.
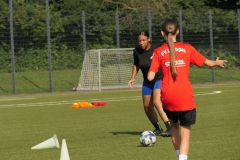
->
xmin=161 ymin=47 xmax=186 ymax=56
xmin=165 ymin=59 xmax=186 ymax=67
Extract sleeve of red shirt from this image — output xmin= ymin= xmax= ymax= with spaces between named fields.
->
xmin=189 ymin=44 xmax=207 ymax=67
xmin=149 ymin=51 xmax=160 ymax=73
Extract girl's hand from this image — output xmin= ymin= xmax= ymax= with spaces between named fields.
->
xmin=216 ymin=57 xmax=228 ymax=68
xmin=128 ymin=79 xmax=134 ymax=89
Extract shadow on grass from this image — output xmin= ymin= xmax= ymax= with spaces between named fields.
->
xmin=110 ymin=131 xmax=156 ymax=147
xmin=22 ymin=76 xmax=49 ymax=92
xmin=110 ymin=131 xmax=142 ymax=135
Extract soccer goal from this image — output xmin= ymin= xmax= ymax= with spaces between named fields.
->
xmin=76 ymin=48 xmax=143 ymax=91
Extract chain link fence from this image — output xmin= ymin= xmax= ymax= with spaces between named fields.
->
xmin=0 ymin=1 xmax=239 ymax=95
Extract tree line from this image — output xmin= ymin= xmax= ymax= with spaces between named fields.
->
xmin=0 ymin=0 xmax=239 ymax=73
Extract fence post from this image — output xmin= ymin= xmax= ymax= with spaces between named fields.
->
xmin=179 ymin=10 xmax=183 ymax=42
xmin=81 ymin=11 xmax=88 ymax=90
xmin=46 ymin=0 xmax=53 ymax=92
xmin=209 ymin=9 xmax=215 ymax=83
xmin=9 ymin=0 xmax=16 ymax=94
xmin=148 ymin=10 xmax=152 ymax=42
xmin=82 ymin=11 xmax=86 ymax=56
xmin=116 ymin=10 xmax=121 ymax=85
xmin=238 ymin=9 xmax=240 ymax=58
xmin=116 ymin=10 xmax=120 ymax=48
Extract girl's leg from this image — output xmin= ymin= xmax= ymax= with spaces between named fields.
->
xmin=179 ymin=125 xmax=191 ymax=156
xmin=178 ymin=109 xmax=195 ymax=159
xmin=142 ymin=95 xmax=163 ymax=133
xmin=142 ymin=95 xmax=158 ymax=122
xmin=169 ymin=120 xmax=181 ymax=151
xmin=152 ymin=89 xmax=169 ymax=122
xmin=153 ymin=89 xmax=171 ymax=136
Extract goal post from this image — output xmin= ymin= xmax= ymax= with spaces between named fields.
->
xmin=76 ymin=48 xmax=143 ymax=91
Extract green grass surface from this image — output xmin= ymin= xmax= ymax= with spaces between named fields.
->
xmin=0 ymin=70 xmax=80 ymax=95
xmin=0 ymin=82 xmax=240 ymax=160
xmin=0 ymin=68 xmax=240 ymax=96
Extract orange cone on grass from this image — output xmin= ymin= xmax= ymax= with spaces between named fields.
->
xmin=71 ymin=101 xmax=94 ymax=108
xmin=71 ymin=103 xmax=79 ymax=108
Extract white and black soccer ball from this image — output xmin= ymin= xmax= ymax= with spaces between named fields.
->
xmin=139 ymin=130 xmax=156 ymax=147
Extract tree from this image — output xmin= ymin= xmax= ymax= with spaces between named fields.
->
xmin=204 ymin=0 xmax=240 ymax=9
xmin=100 ymin=0 xmax=179 ymax=11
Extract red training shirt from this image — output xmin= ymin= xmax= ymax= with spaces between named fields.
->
xmin=149 ymin=42 xmax=207 ymax=111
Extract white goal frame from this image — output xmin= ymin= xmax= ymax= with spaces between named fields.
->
xmin=76 ymin=48 xmax=143 ymax=91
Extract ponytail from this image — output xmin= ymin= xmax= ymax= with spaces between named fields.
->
xmin=167 ymin=33 xmax=177 ymax=79
xmin=162 ymin=19 xmax=179 ymax=79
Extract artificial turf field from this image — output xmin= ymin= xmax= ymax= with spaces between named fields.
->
xmin=0 ymin=82 xmax=239 ymax=160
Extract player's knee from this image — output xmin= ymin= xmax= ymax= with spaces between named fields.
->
xmin=146 ymin=106 xmax=155 ymax=112
xmin=144 ymin=105 xmax=154 ymax=112
xmin=171 ymin=122 xmax=179 ymax=130
xmin=143 ymin=105 xmax=149 ymax=111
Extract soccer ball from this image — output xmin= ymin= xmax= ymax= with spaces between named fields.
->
xmin=139 ymin=130 xmax=156 ymax=147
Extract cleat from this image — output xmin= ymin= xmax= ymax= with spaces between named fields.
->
xmin=153 ymin=129 xmax=164 ymax=135
xmin=160 ymin=130 xmax=171 ymax=137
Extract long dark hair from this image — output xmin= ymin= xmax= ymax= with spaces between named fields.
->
xmin=162 ymin=19 xmax=179 ymax=79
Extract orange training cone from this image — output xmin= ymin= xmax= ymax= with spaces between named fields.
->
xmin=71 ymin=103 xmax=79 ymax=108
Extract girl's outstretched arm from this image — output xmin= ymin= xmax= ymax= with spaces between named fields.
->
xmin=204 ymin=57 xmax=228 ymax=68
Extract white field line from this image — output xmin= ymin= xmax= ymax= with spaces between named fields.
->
xmin=0 ymin=97 xmax=36 ymax=101
xmin=0 ymin=91 xmax=222 ymax=109
xmin=0 ymin=96 xmax=142 ymax=108
xmin=195 ymin=91 xmax=221 ymax=95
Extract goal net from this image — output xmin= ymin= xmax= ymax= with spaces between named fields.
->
xmin=76 ymin=48 xmax=143 ymax=91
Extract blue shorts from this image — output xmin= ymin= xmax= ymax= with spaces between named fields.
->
xmin=142 ymin=80 xmax=162 ymax=96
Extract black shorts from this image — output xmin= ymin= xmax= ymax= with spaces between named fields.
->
xmin=163 ymin=108 xmax=196 ymax=126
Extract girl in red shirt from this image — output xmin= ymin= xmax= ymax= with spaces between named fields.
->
xmin=148 ymin=19 xmax=227 ymax=160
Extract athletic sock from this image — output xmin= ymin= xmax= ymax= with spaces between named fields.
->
xmin=179 ymin=154 xmax=188 ymax=160
xmin=152 ymin=122 xmax=162 ymax=130
xmin=175 ymin=150 xmax=179 ymax=157
xmin=164 ymin=121 xmax=171 ymax=131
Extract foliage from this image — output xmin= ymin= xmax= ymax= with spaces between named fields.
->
xmin=0 ymin=48 xmax=11 ymax=73
xmin=195 ymin=46 xmax=240 ymax=69
xmin=0 ymin=0 xmax=240 ymax=73
xmin=84 ymin=11 xmax=116 ymax=50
